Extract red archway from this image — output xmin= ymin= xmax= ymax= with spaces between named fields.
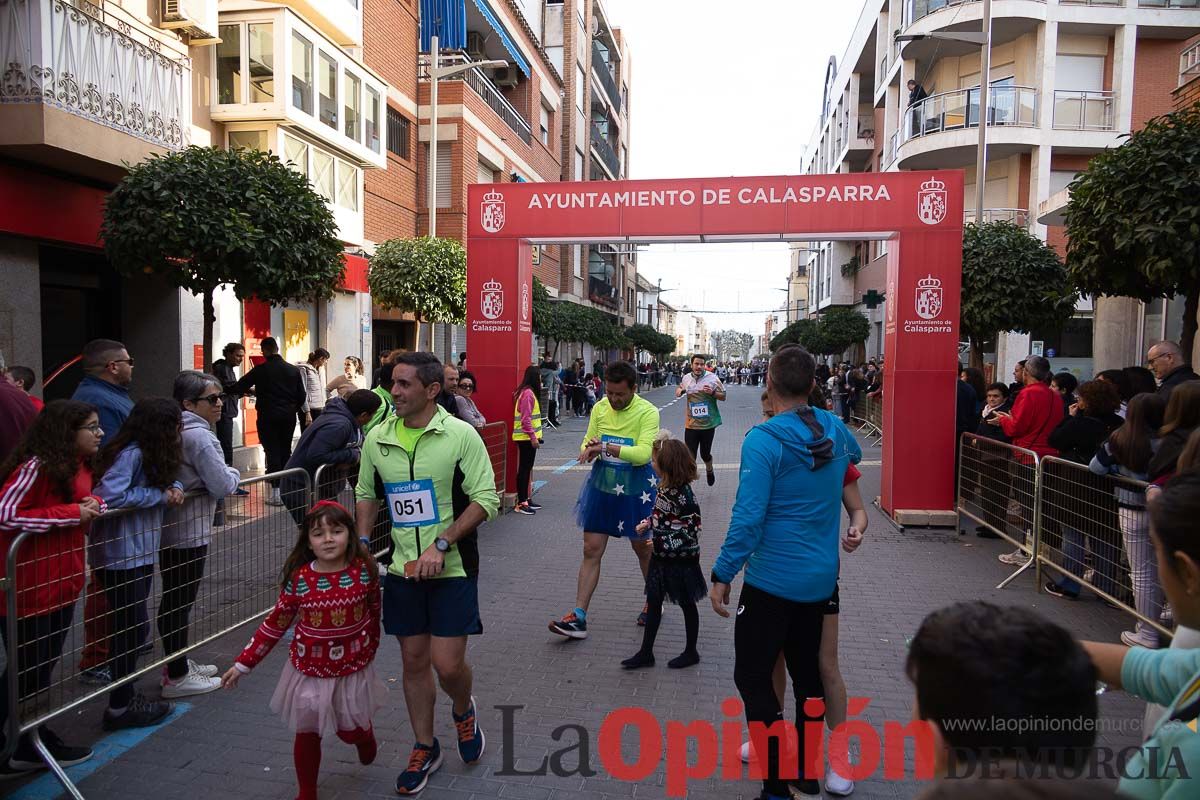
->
xmin=465 ymin=172 xmax=964 ymax=524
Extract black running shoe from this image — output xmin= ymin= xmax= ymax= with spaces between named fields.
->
xmin=102 ymin=694 xmax=173 ymax=731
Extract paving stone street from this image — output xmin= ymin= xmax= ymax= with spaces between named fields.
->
xmin=9 ymin=385 xmax=1146 ymax=800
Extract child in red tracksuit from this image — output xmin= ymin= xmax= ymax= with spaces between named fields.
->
xmin=221 ymin=501 xmax=384 ymax=800
xmin=0 ymin=400 xmax=105 ymax=771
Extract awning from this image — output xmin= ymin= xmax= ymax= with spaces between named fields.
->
xmin=469 ymin=0 xmax=531 ymax=78
xmin=420 ymin=0 xmax=467 ymax=51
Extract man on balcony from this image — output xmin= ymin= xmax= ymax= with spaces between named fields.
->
xmin=907 ymin=79 xmax=930 ymax=136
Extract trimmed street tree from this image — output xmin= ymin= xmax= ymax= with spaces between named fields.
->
xmin=1065 ymin=103 xmax=1200 ymax=361
xmin=624 ymin=323 xmax=662 ymax=359
xmin=101 ymin=145 xmax=344 ymax=369
xmin=770 ymin=318 xmax=826 ymax=354
xmin=961 ymin=220 xmax=1077 ymax=369
xmin=819 ymin=307 xmax=872 ymax=358
xmin=369 ymin=237 xmax=467 ymax=350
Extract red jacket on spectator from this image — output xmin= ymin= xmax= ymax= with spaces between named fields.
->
xmin=999 ymin=382 xmax=1063 ymax=459
xmin=0 ymin=457 xmax=104 ymax=618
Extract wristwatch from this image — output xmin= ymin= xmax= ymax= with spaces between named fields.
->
xmin=434 ymin=537 xmax=451 ymax=553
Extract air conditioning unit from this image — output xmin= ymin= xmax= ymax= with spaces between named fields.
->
xmin=492 ymin=65 xmax=519 ymax=88
xmin=159 ymin=0 xmax=219 ymax=45
xmin=466 ymin=31 xmax=487 ymax=61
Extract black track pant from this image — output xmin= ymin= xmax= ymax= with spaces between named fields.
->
xmin=684 ymin=428 xmax=716 ymax=464
xmin=733 ymin=582 xmax=825 ymax=797
xmin=515 ymin=440 xmax=537 ymax=504
xmin=158 ymin=545 xmax=208 ymax=681
xmin=0 ymin=606 xmax=74 ymax=732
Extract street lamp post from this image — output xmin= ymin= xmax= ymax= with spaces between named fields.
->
xmin=426 ymin=34 xmax=506 ymax=237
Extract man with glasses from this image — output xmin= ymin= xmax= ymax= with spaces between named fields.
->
xmin=71 ymin=338 xmax=135 ymax=686
xmin=1146 ymin=340 xmax=1199 ymax=400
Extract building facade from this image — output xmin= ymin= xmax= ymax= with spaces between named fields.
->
xmin=800 ymin=0 xmax=1200 ymax=378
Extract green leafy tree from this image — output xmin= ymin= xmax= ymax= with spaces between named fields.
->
xmin=1065 ymin=103 xmax=1200 ymax=360
xmin=652 ymin=332 xmax=677 ymax=358
xmin=369 ymin=237 xmax=467 ymax=350
xmin=624 ymin=323 xmax=662 ymax=358
xmin=962 ymin=220 xmax=1077 ymax=369
xmin=101 ymin=146 xmax=344 ymax=368
xmin=770 ymin=318 xmax=827 ymax=354
xmin=819 ymin=307 xmax=873 ymax=357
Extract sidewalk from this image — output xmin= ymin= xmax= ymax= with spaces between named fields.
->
xmin=8 ymin=385 xmax=1144 ymax=800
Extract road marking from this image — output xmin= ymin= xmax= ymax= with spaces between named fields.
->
xmin=6 ymin=702 xmax=193 ymax=799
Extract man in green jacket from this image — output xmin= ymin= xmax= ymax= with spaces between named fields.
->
xmin=355 ymin=352 xmax=499 ymax=795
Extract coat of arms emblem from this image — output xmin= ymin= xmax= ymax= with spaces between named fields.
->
xmin=481 ymin=189 xmax=506 ymax=233
xmin=481 ymin=279 xmax=504 ymax=320
xmin=915 ymin=274 xmax=943 ymax=320
xmin=917 ymin=176 xmax=947 ymax=226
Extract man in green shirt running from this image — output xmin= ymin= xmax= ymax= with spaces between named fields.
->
xmin=550 ymin=361 xmax=661 ymax=639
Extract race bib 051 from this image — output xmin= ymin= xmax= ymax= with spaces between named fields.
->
xmin=383 ymin=479 xmax=440 ymax=527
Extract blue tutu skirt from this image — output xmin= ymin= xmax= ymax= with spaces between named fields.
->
xmin=575 ymin=459 xmax=658 ymax=538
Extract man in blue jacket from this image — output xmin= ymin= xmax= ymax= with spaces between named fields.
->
xmin=709 ymin=344 xmax=861 ymax=800
xmin=70 ymin=339 xmax=134 ymax=443
xmin=280 ymin=389 xmax=381 ymax=524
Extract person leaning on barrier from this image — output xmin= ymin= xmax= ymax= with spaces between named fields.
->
xmin=454 ymin=370 xmax=487 ymax=428
xmin=0 ymin=400 xmax=104 ymax=774
xmin=280 ymin=389 xmax=383 ymax=526
xmin=159 ymin=371 xmax=242 ymax=698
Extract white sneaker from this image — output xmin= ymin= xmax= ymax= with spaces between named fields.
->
xmin=825 ymin=768 xmax=855 ymax=796
xmin=188 ymin=659 xmax=219 ymax=678
xmin=265 ymin=489 xmax=284 ymax=507
xmin=740 ymin=740 xmax=752 ymax=763
xmin=998 ymin=549 xmax=1028 ymax=566
xmin=161 ymin=672 xmax=221 ymax=699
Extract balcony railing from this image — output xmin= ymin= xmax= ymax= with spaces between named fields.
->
xmin=1182 ymin=40 xmax=1200 ymax=86
xmin=1060 ymin=0 xmax=1124 ymax=6
xmin=1138 ymin=0 xmax=1199 ymax=8
xmin=885 ymin=130 xmax=899 ymax=168
xmin=903 ymin=0 xmax=978 ymax=28
xmin=964 ymin=208 xmax=1029 ymax=227
xmin=588 ymin=275 xmax=618 ymax=308
xmin=1052 ymin=90 xmax=1115 ymax=131
xmin=590 ymin=121 xmax=621 ymax=178
xmin=0 ymin=0 xmax=190 ymax=150
xmin=903 ymin=85 xmax=1038 ymax=141
xmin=591 ymin=41 xmax=622 ymax=114
xmin=421 ymin=53 xmax=532 ymax=145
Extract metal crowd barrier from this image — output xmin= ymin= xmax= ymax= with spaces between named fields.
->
xmin=1 ymin=469 xmax=310 ymax=796
xmin=852 ymin=394 xmax=884 ymax=446
xmin=956 ymin=435 xmax=1172 ymax=640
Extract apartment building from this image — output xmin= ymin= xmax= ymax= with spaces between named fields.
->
xmin=800 ymin=0 xmax=1200 ymax=377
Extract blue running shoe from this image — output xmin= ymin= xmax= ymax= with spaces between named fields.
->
xmin=395 ymin=739 xmax=442 ymax=795
xmin=452 ymin=695 xmax=485 ymax=764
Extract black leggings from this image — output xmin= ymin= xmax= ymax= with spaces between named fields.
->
xmin=684 ymin=428 xmax=716 ymax=464
xmin=98 ymin=566 xmax=155 ymax=709
xmin=636 ymin=582 xmax=698 ymax=657
xmin=158 ymin=546 xmax=208 ymax=681
xmin=515 ymin=440 xmax=537 ymax=504
xmin=733 ymin=582 xmax=825 ymax=797
xmin=0 ymin=605 xmax=75 ymax=731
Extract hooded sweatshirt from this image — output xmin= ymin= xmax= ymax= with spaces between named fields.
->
xmin=712 ymin=405 xmax=861 ymax=603
xmin=90 ymin=445 xmax=183 ymax=569
xmin=284 ymin=396 xmax=362 ymax=476
xmin=162 ymin=411 xmax=241 ymax=549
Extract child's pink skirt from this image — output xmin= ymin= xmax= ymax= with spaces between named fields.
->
xmin=270 ymin=661 xmax=388 ymax=734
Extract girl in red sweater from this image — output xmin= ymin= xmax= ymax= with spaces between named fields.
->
xmin=221 ymin=501 xmax=384 ymax=800
xmin=0 ymin=400 xmax=105 ymax=773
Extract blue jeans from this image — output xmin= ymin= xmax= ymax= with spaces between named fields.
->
xmin=1053 ymin=525 xmax=1118 ymax=598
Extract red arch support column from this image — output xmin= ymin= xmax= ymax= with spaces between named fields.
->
xmin=466 ymin=174 xmax=963 ymax=524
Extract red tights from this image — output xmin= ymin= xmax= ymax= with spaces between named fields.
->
xmin=293 ymin=727 xmax=376 ymax=800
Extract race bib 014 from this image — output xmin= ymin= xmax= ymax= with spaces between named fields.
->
xmin=384 ymin=479 xmax=440 ymax=527
xmin=689 ymin=401 xmax=711 ymax=419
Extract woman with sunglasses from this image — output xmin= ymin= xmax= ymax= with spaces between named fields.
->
xmin=157 ymin=372 xmax=241 ymax=697
xmin=454 ymin=370 xmax=487 ymax=428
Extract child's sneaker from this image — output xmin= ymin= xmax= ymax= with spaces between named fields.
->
xmin=452 ymin=696 xmax=485 ymax=764
xmin=395 ymin=739 xmax=442 ymax=795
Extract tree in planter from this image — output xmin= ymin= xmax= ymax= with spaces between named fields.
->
xmin=1065 ymin=103 xmax=1200 ymax=361
xmin=961 ymin=220 xmax=1077 ymax=369
xmin=101 ymin=146 xmax=344 ymax=369
xmin=368 ymin=237 xmax=467 ymax=350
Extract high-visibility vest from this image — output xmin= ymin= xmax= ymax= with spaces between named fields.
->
xmin=512 ymin=390 xmax=543 ymax=442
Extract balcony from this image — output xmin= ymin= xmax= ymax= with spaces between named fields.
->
xmin=1183 ymin=40 xmax=1200 ymax=86
xmin=421 ymin=54 xmax=532 ymax=146
xmin=588 ymin=275 xmax=619 ymax=308
xmin=903 ymin=0 xmax=980 ymax=28
xmin=590 ymin=122 xmax=621 ymax=178
xmin=591 ymin=41 xmax=622 ymax=114
xmin=904 ymin=85 xmax=1038 ymax=141
xmin=885 ymin=130 xmax=899 ymax=169
xmin=0 ymin=0 xmax=190 ymax=170
xmin=1052 ymin=90 xmax=1115 ymax=131
xmin=964 ymin=208 xmax=1029 ymax=226
xmin=1139 ymin=1 xmax=1200 ymax=7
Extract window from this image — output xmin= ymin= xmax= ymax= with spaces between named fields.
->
xmin=386 ymin=108 xmax=410 ymax=159
xmin=476 ymin=160 xmax=496 ymax=185
xmin=291 ymin=32 xmax=313 ymax=114
xmin=573 ymin=147 xmax=583 ymax=180
xmin=283 ymin=133 xmax=309 ymax=177
xmin=312 ymin=148 xmax=334 ymax=202
xmin=319 ymin=51 xmax=338 ymax=129
xmin=425 ymin=144 xmax=451 ymax=207
xmin=229 ymin=130 xmax=268 ymax=151
xmin=575 ymin=64 xmax=584 ymax=112
xmin=217 ymin=24 xmax=242 ymax=104
xmin=365 ymin=86 xmax=381 ymax=152
xmin=337 ymin=159 xmax=358 ymax=210
xmin=248 ymin=23 xmax=274 ymax=102
xmin=540 ymin=103 xmax=551 ymax=145
xmin=344 ymin=71 xmax=361 ymax=142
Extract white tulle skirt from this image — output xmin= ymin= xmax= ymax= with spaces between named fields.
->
xmin=269 ymin=660 xmax=388 ymax=735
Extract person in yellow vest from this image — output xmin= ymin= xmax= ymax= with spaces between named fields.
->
xmin=512 ymin=366 xmax=544 ymax=516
